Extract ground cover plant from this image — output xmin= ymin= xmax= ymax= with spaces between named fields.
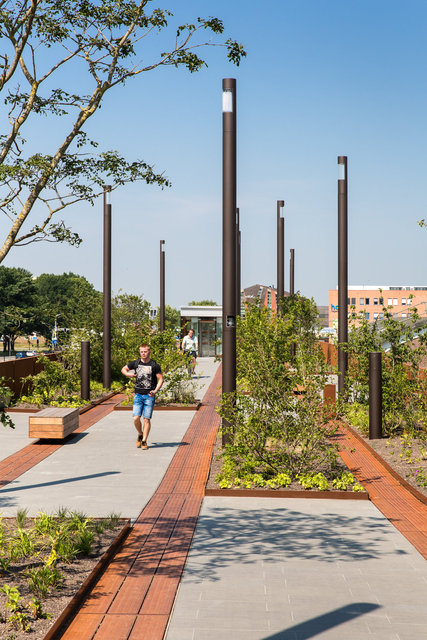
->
xmin=340 ymin=299 xmax=427 ymax=494
xmin=14 ymin=293 xmax=198 ymax=408
xmin=0 ymin=509 xmax=125 ymax=638
xmin=216 ymin=296 xmax=364 ymax=492
xmin=342 ymin=300 xmax=427 ymax=437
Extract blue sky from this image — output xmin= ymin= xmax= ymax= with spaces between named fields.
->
xmin=2 ymin=0 xmax=426 ymax=309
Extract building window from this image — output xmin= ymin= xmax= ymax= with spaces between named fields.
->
xmin=365 ymin=312 xmax=370 ymax=320
xmin=374 ymin=312 xmax=378 ymax=319
xmin=360 ymin=298 xmax=365 ymax=305
xmin=393 ymin=298 xmax=398 ymax=305
xmin=351 ymin=297 xmax=356 ymax=305
xmin=373 ymin=298 xmax=378 ymax=305
xmin=408 ymin=298 xmax=412 ymax=305
xmin=402 ymin=313 xmax=407 ymax=318
xmin=365 ymin=298 xmax=370 ymax=305
xmin=379 ymin=297 xmax=384 ymax=305
xmin=402 ymin=298 xmax=406 ymax=305
xmin=379 ymin=312 xmax=384 ymax=319
xmin=387 ymin=298 xmax=393 ymax=306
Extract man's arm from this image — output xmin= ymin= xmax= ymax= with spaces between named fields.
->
xmin=121 ymin=364 xmax=136 ymax=378
xmin=149 ymin=372 xmax=163 ymax=396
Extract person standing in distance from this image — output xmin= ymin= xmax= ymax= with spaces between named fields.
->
xmin=121 ymin=344 xmax=163 ymax=450
xmin=182 ymin=328 xmax=198 ymax=375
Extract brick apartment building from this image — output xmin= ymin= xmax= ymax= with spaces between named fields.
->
xmin=328 ymin=285 xmax=427 ymax=328
xmin=242 ymin=284 xmax=283 ymax=314
xmin=242 ymin=285 xmax=328 ymax=327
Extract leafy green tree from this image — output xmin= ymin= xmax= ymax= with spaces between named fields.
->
xmin=219 ymin=300 xmax=336 ymax=483
xmin=0 ymin=0 xmax=245 ymax=262
xmin=0 ymin=265 xmax=37 ymax=349
xmin=156 ymin=304 xmax=180 ymax=331
xmin=344 ymin=302 xmax=427 ymax=435
xmin=34 ymin=272 xmax=102 ymax=342
xmin=188 ymin=300 xmax=217 ymax=306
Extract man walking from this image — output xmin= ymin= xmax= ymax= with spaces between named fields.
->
xmin=181 ymin=328 xmax=198 ymax=375
xmin=121 ymin=344 xmax=163 ymax=450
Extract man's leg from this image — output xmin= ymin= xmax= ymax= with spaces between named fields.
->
xmin=142 ymin=417 xmax=151 ymax=443
xmin=133 ymin=395 xmax=144 ymax=447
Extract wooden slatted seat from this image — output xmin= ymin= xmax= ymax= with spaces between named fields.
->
xmin=29 ymin=407 xmax=79 ymax=439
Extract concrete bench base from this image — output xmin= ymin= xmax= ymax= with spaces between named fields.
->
xmin=29 ymin=407 xmax=79 ymax=439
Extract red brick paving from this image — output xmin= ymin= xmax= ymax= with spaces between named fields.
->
xmin=334 ymin=421 xmax=427 ymax=559
xmin=59 ymin=366 xmax=222 ymax=639
xmin=0 ymin=395 xmax=123 ymax=487
xmin=4 ymin=374 xmax=427 ymax=638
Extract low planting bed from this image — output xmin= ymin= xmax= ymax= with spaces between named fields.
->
xmin=0 ymin=510 xmax=129 ymax=640
xmin=344 ymin=422 xmax=427 ymax=503
xmin=205 ymin=433 xmax=368 ymax=499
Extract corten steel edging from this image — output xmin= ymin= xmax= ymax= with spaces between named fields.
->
xmin=204 ymin=488 xmax=369 ymax=500
xmin=342 ymin=421 xmax=427 ymax=507
xmin=337 ymin=156 xmax=348 ymax=395
xmin=43 ymin=521 xmax=131 ymax=640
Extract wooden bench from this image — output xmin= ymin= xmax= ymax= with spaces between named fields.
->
xmin=29 ymin=407 xmax=80 ymax=439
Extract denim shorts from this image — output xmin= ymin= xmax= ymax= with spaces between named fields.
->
xmin=133 ymin=393 xmax=155 ymax=419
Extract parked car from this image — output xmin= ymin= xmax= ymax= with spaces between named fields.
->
xmin=15 ymin=350 xmax=37 ymax=358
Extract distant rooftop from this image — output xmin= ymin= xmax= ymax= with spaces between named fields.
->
xmin=334 ymin=285 xmax=427 ymax=291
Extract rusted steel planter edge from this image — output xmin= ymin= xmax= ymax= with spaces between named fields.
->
xmin=204 ymin=488 xmax=369 ymax=500
xmin=43 ymin=519 xmax=131 ymax=640
xmin=343 ymin=421 xmax=427 ymax=507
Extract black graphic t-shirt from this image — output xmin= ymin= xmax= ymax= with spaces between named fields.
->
xmin=127 ymin=358 xmax=161 ymax=395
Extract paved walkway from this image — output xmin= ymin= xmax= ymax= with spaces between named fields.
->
xmin=0 ymin=357 xmax=427 ymax=639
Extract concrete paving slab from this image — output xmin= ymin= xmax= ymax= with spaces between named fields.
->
xmin=0 ymin=410 xmax=193 ymax=518
xmin=165 ymin=497 xmax=427 ymax=640
xmin=0 ymin=359 xmax=220 ymax=520
xmin=0 ymin=412 xmax=38 ymax=459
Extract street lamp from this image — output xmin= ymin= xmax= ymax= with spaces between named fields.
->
xmin=222 ymin=78 xmax=237 ymax=446
xmin=290 ymin=249 xmax=295 ymax=295
xmin=337 ymin=156 xmax=348 ymax=395
xmin=160 ymin=240 xmax=165 ymax=331
xmin=236 ymin=208 xmax=241 ymax=317
xmin=277 ymin=200 xmax=285 ymax=312
xmin=103 ymin=184 xmax=112 ymax=390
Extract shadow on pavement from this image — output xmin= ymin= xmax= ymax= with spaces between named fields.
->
xmin=180 ymin=505 xmax=408 ymax=581
xmin=262 ymin=603 xmax=381 ymax=639
xmin=0 ymin=471 xmax=120 ymax=495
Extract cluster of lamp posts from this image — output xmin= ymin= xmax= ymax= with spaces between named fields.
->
xmin=80 ymin=78 xmax=382 ymax=440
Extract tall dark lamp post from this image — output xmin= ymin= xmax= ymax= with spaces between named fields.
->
xmin=277 ymin=200 xmax=285 ymax=312
xmin=160 ymin=240 xmax=165 ymax=331
xmin=236 ymin=208 xmax=241 ymax=316
xmin=337 ymin=156 xmax=348 ymax=395
xmin=103 ymin=185 xmax=112 ymax=390
xmin=222 ymin=78 xmax=237 ymax=446
xmin=290 ymin=249 xmax=295 ymax=295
